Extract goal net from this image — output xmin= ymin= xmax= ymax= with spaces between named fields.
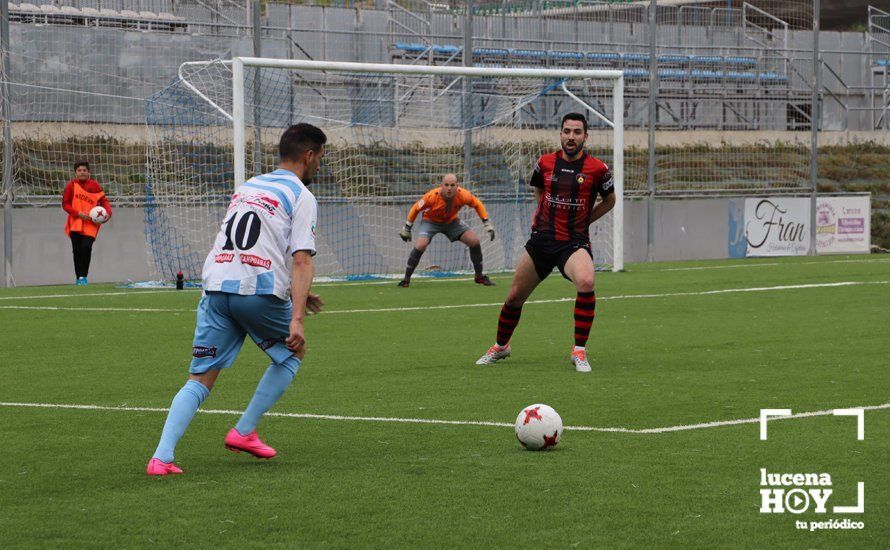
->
xmin=145 ymin=59 xmax=624 ymax=280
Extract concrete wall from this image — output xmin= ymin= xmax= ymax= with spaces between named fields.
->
xmin=2 ymin=197 xmax=738 ymax=286
xmin=5 ymin=208 xmax=154 ymax=286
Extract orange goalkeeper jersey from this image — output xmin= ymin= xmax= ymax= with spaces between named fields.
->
xmin=407 ymin=187 xmax=489 ymax=224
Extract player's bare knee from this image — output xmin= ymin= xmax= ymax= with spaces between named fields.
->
xmin=505 ymin=290 xmax=527 ymax=309
xmin=463 ymin=233 xmax=480 ymax=248
xmin=574 ymin=276 xmax=595 ymax=293
xmin=189 ymin=370 xmax=219 ymax=391
xmin=415 ymin=240 xmax=429 ymax=252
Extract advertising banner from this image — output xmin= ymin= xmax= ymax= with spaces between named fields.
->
xmin=816 ymin=196 xmax=871 ymax=254
xmin=745 ymin=197 xmax=811 ymax=256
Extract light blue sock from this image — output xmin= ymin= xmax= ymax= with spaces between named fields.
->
xmin=235 ymin=358 xmax=299 ymax=436
xmin=152 ymin=379 xmax=211 ymax=463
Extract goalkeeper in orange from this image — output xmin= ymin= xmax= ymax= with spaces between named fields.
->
xmin=398 ymin=173 xmax=496 ymax=287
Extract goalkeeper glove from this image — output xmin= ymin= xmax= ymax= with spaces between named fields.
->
xmin=399 ymin=223 xmax=413 ymax=242
xmin=483 ymin=219 xmax=495 ymax=241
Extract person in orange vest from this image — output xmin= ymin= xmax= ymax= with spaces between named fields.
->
xmin=62 ymin=160 xmax=112 ymax=285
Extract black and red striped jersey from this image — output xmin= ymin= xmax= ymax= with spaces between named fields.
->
xmin=529 ymin=151 xmax=614 ymax=242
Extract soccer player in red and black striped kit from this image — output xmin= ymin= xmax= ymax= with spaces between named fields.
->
xmin=476 ymin=113 xmax=615 ymax=372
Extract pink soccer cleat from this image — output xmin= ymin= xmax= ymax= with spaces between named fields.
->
xmin=146 ymin=458 xmax=183 ymax=476
xmin=224 ymin=428 xmax=277 ymax=459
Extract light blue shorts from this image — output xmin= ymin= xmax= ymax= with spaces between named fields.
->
xmin=189 ymin=292 xmax=297 ymax=374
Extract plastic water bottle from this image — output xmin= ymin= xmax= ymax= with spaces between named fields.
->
xmin=176 ymin=271 xmax=184 ymax=290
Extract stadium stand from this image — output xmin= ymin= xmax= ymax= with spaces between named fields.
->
xmin=390 ymin=42 xmax=788 ymax=85
xmin=9 ymin=2 xmax=187 ymax=31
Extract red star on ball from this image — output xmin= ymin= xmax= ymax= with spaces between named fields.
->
xmin=522 ymin=406 xmax=542 ymax=425
xmin=542 ymin=432 xmax=559 ymax=449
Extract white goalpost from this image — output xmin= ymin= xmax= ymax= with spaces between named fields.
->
xmin=145 ymin=57 xmax=624 ymax=280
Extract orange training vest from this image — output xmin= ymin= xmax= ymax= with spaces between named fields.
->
xmin=64 ymin=182 xmax=105 ymax=238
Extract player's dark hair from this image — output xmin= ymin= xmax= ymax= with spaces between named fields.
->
xmin=279 ymin=123 xmax=327 ymax=163
xmin=561 ymin=113 xmax=588 ymax=133
xmin=74 ymin=160 xmax=90 ymax=171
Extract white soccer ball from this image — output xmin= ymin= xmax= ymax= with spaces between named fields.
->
xmin=89 ymin=205 xmax=108 ymax=224
xmin=515 ymin=403 xmax=563 ymax=451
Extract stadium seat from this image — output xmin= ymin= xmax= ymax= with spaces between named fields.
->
xmin=691 ymin=69 xmax=720 ymax=80
xmin=432 ymin=44 xmax=460 ymax=55
xmin=622 ymin=52 xmax=649 ymax=63
xmin=726 ymin=71 xmax=751 ymax=81
xmin=759 ymin=72 xmax=788 ymax=83
xmin=659 ymin=68 xmax=689 ymax=80
xmin=474 ymin=47 xmax=509 ymax=57
xmin=549 ymin=50 xmax=584 ymax=60
xmin=729 ymin=56 xmax=758 ymax=67
xmin=876 ymin=59 xmax=890 ymax=67
xmin=658 ymin=54 xmax=690 ymax=65
xmin=15 ymin=3 xmax=40 ymax=15
xmin=394 ymin=42 xmax=428 ymax=53
xmin=692 ymin=55 xmax=724 ymax=65
xmin=510 ymin=49 xmax=546 ymax=59
xmin=623 ymin=68 xmax=648 ymax=79
xmin=586 ymin=52 xmax=621 ymax=62
xmin=158 ymin=12 xmax=187 ymax=21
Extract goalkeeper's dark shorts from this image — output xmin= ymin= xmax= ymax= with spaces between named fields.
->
xmin=524 ymin=233 xmax=592 ymax=281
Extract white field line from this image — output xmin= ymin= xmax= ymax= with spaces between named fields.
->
xmin=2 ymin=257 xmax=886 ymax=301
xmin=0 ymin=289 xmax=197 ymax=301
xmin=0 ymin=401 xmax=888 ymax=434
xmin=1 ymin=280 xmax=887 ymax=314
xmin=659 ymin=257 xmax=890 ymax=272
xmin=313 ymin=275 xmax=497 ymax=287
xmin=0 ymin=305 xmax=195 ymax=312
xmin=0 ymin=277 xmax=498 ymax=302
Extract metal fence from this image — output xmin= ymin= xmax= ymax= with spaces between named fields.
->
xmin=1 ymin=0 xmax=888 ymax=206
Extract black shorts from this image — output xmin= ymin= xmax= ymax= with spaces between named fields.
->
xmin=524 ymin=234 xmax=592 ymax=281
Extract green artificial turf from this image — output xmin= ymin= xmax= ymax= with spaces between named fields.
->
xmin=1 ymin=255 xmax=888 ymax=548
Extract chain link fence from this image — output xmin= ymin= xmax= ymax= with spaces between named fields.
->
xmin=1 ymin=0 xmax=888 ymax=249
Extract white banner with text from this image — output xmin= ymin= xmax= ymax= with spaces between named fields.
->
xmin=816 ymin=196 xmax=871 ymax=254
xmin=745 ymin=197 xmax=811 ymax=256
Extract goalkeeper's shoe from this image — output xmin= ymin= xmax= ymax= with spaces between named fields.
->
xmin=225 ymin=428 xmax=277 ymax=459
xmin=474 ymin=275 xmax=495 ymax=286
xmin=397 ymin=279 xmax=410 ymax=288
xmin=571 ymin=349 xmax=591 ymax=373
xmin=475 ymin=344 xmax=511 ymax=365
xmin=146 ymin=458 xmax=183 ymax=476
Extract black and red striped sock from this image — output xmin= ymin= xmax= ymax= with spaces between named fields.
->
xmin=496 ymin=304 xmax=522 ymax=347
xmin=573 ymin=291 xmax=596 ymax=347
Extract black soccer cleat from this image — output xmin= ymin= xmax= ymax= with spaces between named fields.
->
xmin=397 ymin=279 xmax=410 ymax=288
xmin=474 ymin=275 xmax=495 ymax=286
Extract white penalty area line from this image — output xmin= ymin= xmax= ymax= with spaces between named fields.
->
xmin=0 ymin=401 xmax=888 ymax=435
xmin=0 ymin=280 xmax=887 ymax=314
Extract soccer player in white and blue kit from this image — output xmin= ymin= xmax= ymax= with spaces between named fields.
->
xmin=147 ymin=124 xmax=327 ymax=476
